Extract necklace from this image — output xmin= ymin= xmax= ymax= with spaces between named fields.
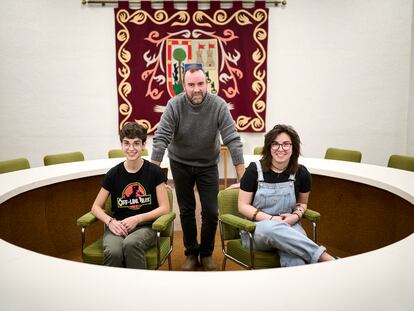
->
xmin=271 ymin=163 xmax=288 ymax=173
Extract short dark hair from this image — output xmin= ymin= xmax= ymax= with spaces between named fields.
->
xmin=119 ymin=122 xmax=147 ymax=143
xmin=260 ymin=124 xmax=301 ymax=175
xmin=184 ymin=64 xmax=205 ymax=76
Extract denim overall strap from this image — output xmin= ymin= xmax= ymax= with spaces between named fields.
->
xmin=252 ymin=162 xmax=297 ymax=216
xmin=255 ymin=160 xmax=264 ymax=182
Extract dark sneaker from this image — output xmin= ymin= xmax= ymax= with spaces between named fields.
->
xmin=181 ymin=255 xmax=198 ymax=271
xmin=201 ymin=256 xmax=217 ymax=271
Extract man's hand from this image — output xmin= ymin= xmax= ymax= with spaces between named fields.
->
xmin=226 ymin=183 xmax=240 ymax=190
xmin=235 ymin=163 xmax=245 ymax=181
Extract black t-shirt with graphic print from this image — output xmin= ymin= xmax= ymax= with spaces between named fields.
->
xmin=240 ymin=162 xmax=312 ymax=200
xmin=102 ymin=159 xmax=167 ymax=225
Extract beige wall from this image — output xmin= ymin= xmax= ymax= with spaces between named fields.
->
xmin=0 ymin=0 xmax=413 ymax=176
xmin=408 ymin=1 xmax=414 ymax=156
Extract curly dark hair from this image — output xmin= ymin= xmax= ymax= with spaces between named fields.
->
xmin=260 ymin=124 xmax=301 ymax=175
xmin=119 ymin=122 xmax=147 ymax=143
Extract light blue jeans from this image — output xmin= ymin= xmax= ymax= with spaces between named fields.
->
xmin=244 ymin=220 xmax=326 ymax=266
xmin=103 ymin=225 xmax=156 ymax=269
xmin=241 ymin=161 xmax=326 ymax=267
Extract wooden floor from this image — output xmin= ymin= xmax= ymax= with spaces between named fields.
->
xmin=158 ymin=230 xmax=244 ymax=271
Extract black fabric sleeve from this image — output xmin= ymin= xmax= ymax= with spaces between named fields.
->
xmin=240 ymin=162 xmax=258 ymax=193
xmin=297 ymin=165 xmax=312 ymax=193
xmin=101 ymin=165 xmax=116 ymax=192
xmin=152 ymin=163 xmax=168 ymax=186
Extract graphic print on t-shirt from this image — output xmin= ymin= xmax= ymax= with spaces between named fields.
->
xmin=117 ymin=182 xmax=151 ymax=210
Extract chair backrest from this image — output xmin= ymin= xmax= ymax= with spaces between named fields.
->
xmin=324 ymin=147 xmax=362 ymax=163
xmin=218 ymin=188 xmax=242 ymax=240
xmin=253 ymin=146 xmax=263 ymax=155
xmin=164 ymin=188 xmax=174 ymax=236
xmin=43 ymin=151 xmax=85 ymax=166
xmin=0 ymin=157 xmax=30 ymax=174
xmin=108 ymin=149 xmax=124 ymax=158
xmin=108 ymin=148 xmax=149 ymax=158
xmin=387 ymin=154 xmax=414 ymax=172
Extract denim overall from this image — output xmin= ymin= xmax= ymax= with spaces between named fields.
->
xmin=241 ymin=161 xmax=326 ymax=267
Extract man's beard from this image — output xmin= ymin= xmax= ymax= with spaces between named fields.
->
xmin=191 ymin=93 xmax=204 ymax=104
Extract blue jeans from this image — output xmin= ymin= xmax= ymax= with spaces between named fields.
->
xmin=170 ymin=159 xmax=219 ymax=257
xmin=243 ymin=220 xmax=326 ymax=266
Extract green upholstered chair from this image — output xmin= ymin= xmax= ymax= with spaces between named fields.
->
xmin=0 ymin=157 xmax=30 ymax=174
xmin=253 ymin=146 xmax=263 ymax=155
xmin=108 ymin=148 xmax=148 ymax=158
xmin=218 ymin=188 xmax=321 ymax=270
xmin=43 ymin=151 xmax=85 ymax=166
xmin=324 ymin=147 xmax=362 ymax=163
xmin=76 ymin=188 xmax=176 ymax=270
xmin=387 ymin=154 xmax=414 ymax=172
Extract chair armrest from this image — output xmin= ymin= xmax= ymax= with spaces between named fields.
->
xmin=152 ymin=212 xmax=176 ymax=232
xmin=220 ymin=214 xmax=256 ymax=233
xmin=76 ymin=212 xmax=98 ymax=227
xmin=303 ymin=209 xmax=320 ymax=222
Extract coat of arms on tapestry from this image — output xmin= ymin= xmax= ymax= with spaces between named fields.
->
xmin=115 ymin=1 xmax=268 ymax=133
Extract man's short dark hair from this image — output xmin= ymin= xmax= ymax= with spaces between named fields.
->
xmin=184 ymin=63 xmax=205 ymax=75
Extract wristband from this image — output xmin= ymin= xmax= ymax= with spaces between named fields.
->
xmin=294 ymin=203 xmax=302 ymax=211
xmin=293 ymin=212 xmax=301 ymax=221
xmin=107 ymin=217 xmax=114 ymax=226
xmin=252 ymin=209 xmax=260 ymax=221
xmin=269 ymin=215 xmax=273 ymax=220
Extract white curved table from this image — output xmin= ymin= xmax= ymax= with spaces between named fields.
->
xmin=1 ymin=157 xmax=414 ymax=310
xmin=2 ymin=156 xmax=412 ymax=204
xmin=0 ymin=157 xmax=169 ymax=205
xmin=244 ymin=155 xmax=414 ymax=204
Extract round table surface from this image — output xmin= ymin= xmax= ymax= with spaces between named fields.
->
xmin=1 ymin=156 xmax=413 ymax=204
xmin=1 ymin=156 xmax=413 ymax=310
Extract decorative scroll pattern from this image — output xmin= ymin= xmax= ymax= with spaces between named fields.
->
xmin=115 ymin=1 xmax=268 ymax=132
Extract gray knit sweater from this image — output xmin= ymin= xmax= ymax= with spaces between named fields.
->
xmin=151 ymin=92 xmax=244 ymax=167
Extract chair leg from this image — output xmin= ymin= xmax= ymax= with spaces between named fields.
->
xmin=168 ymin=254 xmax=172 ymax=270
xmin=312 ymin=222 xmax=317 ymax=243
xmin=156 ymin=232 xmax=161 ymax=269
xmin=248 ymin=232 xmax=255 ymax=269
xmin=80 ymin=227 xmax=86 ymax=259
xmin=222 ymin=257 xmax=227 ymax=271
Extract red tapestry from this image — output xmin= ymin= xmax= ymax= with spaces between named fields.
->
xmin=115 ymin=1 xmax=268 ymax=133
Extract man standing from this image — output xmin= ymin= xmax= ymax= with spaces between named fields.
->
xmin=151 ymin=65 xmax=245 ymax=271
